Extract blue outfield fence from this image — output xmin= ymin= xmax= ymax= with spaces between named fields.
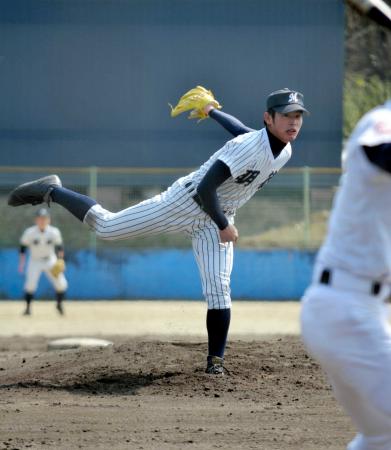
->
xmin=0 ymin=249 xmax=316 ymax=301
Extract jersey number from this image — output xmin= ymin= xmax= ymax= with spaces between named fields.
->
xmin=257 ymin=171 xmax=277 ymax=190
xmin=235 ymin=170 xmax=260 ymax=186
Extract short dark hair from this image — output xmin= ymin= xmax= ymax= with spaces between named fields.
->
xmin=263 ymin=108 xmax=276 ymax=126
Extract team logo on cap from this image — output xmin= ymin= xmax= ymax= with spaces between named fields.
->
xmin=288 ymin=92 xmax=299 ymax=103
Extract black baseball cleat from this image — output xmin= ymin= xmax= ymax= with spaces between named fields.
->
xmin=205 ymin=356 xmax=225 ymax=375
xmin=56 ymin=303 xmax=64 ymax=315
xmin=8 ymin=175 xmax=62 ymax=207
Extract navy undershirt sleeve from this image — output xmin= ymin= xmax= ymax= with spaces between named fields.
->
xmin=55 ymin=244 xmax=64 ymax=255
xmin=367 ymin=7 xmax=391 ymax=30
xmin=196 ymin=160 xmax=232 ymax=230
xmin=209 ymin=109 xmax=254 ymax=137
xmin=363 ymin=143 xmax=391 ymax=174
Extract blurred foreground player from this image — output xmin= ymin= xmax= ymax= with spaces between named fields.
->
xmin=8 ymin=85 xmax=308 ymax=373
xmin=302 ymin=1 xmax=391 ymax=448
xmin=19 ymin=208 xmax=67 ymax=315
xmin=301 ymin=99 xmax=391 ymax=450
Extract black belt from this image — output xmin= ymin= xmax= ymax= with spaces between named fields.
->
xmin=185 ymin=182 xmax=204 ymax=210
xmin=319 ymin=269 xmax=382 ymax=296
xmin=192 ymin=193 xmax=203 ymax=209
xmin=184 ymin=182 xmax=234 ymax=215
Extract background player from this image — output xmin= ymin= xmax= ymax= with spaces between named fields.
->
xmin=19 ymin=208 xmax=68 ymax=316
xmin=8 ymin=86 xmax=308 ymax=373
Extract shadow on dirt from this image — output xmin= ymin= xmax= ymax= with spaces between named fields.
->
xmin=0 ymin=370 xmax=181 ymax=395
xmin=68 ymin=370 xmax=181 ymax=395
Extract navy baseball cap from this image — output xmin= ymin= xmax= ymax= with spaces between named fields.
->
xmin=267 ymin=88 xmax=309 ymax=114
xmin=36 ymin=208 xmax=50 ymax=217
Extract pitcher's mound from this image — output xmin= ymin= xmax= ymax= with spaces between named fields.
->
xmin=48 ymin=337 xmax=113 ymax=351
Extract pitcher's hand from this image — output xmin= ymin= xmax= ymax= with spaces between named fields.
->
xmin=219 ymin=224 xmax=239 ymax=243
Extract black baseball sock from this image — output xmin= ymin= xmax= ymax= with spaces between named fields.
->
xmin=56 ymin=291 xmax=65 ymax=314
xmin=56 ymin=291 xmax=65 ymax=305
xmin=206 ymin=308 xmax=231 ymax=358
xmin=50 ymin=187 xmax=97 ymax=222
xmin=24 ymin=292 xmax=33 ymax=314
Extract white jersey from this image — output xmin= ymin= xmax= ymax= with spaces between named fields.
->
xmin=85 ymin=127 xmax=292 ymax=309
xmin=177 ymin=128 xmax=292 ymax=213
xmin=317 ymin=99 xmax=391 ymax=281
xmin=20 ymin=225 xmax=63 ymax=260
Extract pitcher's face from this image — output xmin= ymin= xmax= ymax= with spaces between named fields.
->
xmin=264 ymin=111 xmax=303 ymax=143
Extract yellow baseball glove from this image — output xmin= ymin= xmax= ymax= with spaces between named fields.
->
xmin=169 ymin=85 xmax=222 ymax=121
xmin=50 ymin=258 xmax=66 ymax=278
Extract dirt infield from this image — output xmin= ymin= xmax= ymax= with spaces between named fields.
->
xmin=0 ymin=302 xmax=354 ymax=450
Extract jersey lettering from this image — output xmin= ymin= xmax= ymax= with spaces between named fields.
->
xmin=235 ymin=170 xmax=260 ymax=186
xmin=258 ymin=171 xmax=277 ymax=190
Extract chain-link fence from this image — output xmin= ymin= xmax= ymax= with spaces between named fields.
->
xmin=0 ymin=166 xmax=341 ymax=250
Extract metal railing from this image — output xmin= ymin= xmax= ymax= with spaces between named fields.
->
xmin=0 ymin=166 xmax=341 ymax=250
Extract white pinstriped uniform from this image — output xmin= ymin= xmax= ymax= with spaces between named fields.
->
xmin=20 ymin=225 xmax=68 ymax=293
xmin=85 ymin=128 xmax=291 ymax=309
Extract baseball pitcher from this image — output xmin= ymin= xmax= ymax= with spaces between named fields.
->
xmin=8 ymin=86 xmax=308 ymax=373
xmin=19 ymin=208 xmax=67 ymax=315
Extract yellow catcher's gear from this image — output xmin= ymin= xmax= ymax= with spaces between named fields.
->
xmin=50 ymin=258 xmax=66 ymax=278
xmin=169 ymin=85 xmax=222 ymax=121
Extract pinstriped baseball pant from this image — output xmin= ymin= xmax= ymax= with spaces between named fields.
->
xmin=84 ymin=182 xmax=234 ymax=309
